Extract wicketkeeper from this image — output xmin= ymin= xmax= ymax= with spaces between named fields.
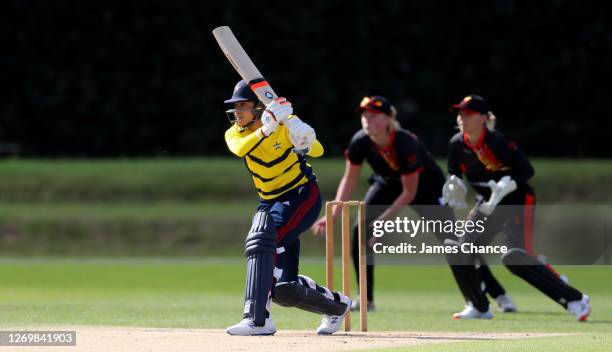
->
xmin=223 ymin=80 xmax=351 ymax=336
xmin=443 ymin=95 xmax=591 ymax=321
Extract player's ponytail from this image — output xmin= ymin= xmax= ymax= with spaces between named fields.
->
xmin=389 ymin=105 xmax=401 ymax=130
xmin=486 ymin=111 xmax=496 ymax=131
xmin=455 ymin=115 xmax=463 ymax=132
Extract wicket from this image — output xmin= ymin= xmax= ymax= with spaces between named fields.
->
xmin=325 ymin=200 xmax=367 ymax=332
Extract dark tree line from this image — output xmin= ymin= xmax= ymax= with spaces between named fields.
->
xmin=1 ymin=0 xmax=609 ymax=157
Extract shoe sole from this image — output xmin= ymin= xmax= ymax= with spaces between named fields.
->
xmin=578 ymin=297 xmax=591 ymax=322
xmin=578 ymin=307 xmax=591 ymax=322
xmin=226 ymin=330 xmax=276 ymax=336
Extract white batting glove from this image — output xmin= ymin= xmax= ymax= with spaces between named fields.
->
xmin=440 ymin=175 xmax=468 ymax=209
xmin=478 ymin=176 xmax=517 ymax=215
xmin=260 ymin=112 xmax=278 ymax=136
xmin=262 ymin=97 xmax=293 ymax=124
xmin=286 ymin=117 xmax=316 ymax=154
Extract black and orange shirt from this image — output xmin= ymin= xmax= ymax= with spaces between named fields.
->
xmin=346 ymin=128 xmax=443 ymax=184
xmin=448 ymin=128 xmax=534 ymax=198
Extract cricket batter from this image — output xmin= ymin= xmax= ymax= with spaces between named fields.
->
xmin=223 ymin=80 xmax=351 ymax=336
xmin=443 ymin=95 xmax=591 ymax=320
xmin=311 ymin=96 xmax=515 ymax=313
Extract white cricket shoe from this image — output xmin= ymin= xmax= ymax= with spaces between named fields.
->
xmin=226 ymin=317 xmax=276 ymax=336
xmin=351 ymin=295 xmax=376 ymax=312
xmin=316 ymin=294 xmax=351 ymax=335
xmin=452 ymin=304 xmax=494 ymax=320
xmin=567 ymin=294 xmax=591 ymax=322
xmin=495 ymin=294 xmax=517 ymax=312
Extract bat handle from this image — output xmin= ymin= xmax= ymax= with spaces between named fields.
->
xmin=292 ymin=147 xmax=310 ymax=155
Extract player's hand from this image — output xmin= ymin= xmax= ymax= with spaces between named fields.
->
xmin=287 ymin=119 xmax=316 ymax=152
xmin=440 ymin=175 xmax=468 ymax=209
xmin=478 ymin=176 xmax=517 ymax=215
xmin=260 ymin=111 xmax=279 ymax=136
xmin=263 ymin=97 xmax=293 ymax=123
xmin=293 ymin=127 xmax=316 ymax=152
xmin=311 ymin=217 xmax=327 ymax=236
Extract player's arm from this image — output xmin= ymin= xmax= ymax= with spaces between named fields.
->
xmin=376 ymin=138 xmax=422 ymax=220
xmin=376 ymin=172 xmax=419 ymax=222
xmin=498 ymin=138 xmax=534 ymax=183
xmin=311 ymin=158 xmax=361 ymax=236
xmin=224 ymin=128 xmax=267 ymax=157
xmin=306 ymin=138 xmax=324 ymax=157
xmin=442 ymin=137 xmax=468 ymax=208
xmin=447 ymin=137 xmax=464 ymax=178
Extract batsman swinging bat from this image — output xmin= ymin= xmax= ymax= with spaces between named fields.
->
xmin=212 ymin=26 xmax=277 ymax=105
xmin=213 ymin=25 xmax=308 ymax=154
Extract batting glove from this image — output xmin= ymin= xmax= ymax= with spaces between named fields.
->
xmin=286 ymin=117 xmax=316 ymax=154
xmin=262 ymin=97 xmax=293 ymax=124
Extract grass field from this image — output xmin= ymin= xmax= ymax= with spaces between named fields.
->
xmin=0 ymin=158 xmax=610 ymax=350
xmin=0 ymin=258 xmax=609 ymax=350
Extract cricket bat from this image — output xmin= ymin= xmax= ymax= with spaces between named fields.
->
xmin=212 ymin=26 xmax=278 ymax=105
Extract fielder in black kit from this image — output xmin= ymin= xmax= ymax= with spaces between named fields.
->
xmin=444 ymin=95 xmax=591 ymax=321
xmin=312 ymin=96 xmax=514 ymax=312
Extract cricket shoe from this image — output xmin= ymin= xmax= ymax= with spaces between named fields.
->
xmin=316 ymin=294 xmax=352 ymax=335
xmin=350 ymin=295 xmax=376 ymax=312
xmin=567 ymin=294 xmax=591 ymax=322
xmin=495 ymin=294 xmax=517 ymax=313
xmin=226 ymin=317 xmax=276 ymax=336
xmin=452 ymin=304 xmax=494 ymax=320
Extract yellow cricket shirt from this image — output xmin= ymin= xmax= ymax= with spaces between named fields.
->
xmin=224 ymin=116 xmax=323 ymax=200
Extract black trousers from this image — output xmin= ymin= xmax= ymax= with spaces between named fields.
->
xmin=351 ymin=179 xmax=507 ymax=301
xmin=451 ymin=192 xmax=583 ymax=311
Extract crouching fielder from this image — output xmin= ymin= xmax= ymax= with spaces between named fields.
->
xmin=445 ymin=95 xmax=591 ymax=321
xmin=223 ymin=80 xmax=351 ymax=336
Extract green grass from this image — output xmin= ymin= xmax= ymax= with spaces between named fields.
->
xmin=0 ymin=158 xmax=611 ymax=202
xmin=0 ymin=258 xmax=609 ymax=350
xmin=0 ymin=258 xmax=609 ymax=331
xmin=380 ymin=334 xmax=610 ymax=352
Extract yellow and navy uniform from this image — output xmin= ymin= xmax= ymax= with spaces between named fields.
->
xmin=224 ymin=115 xmax=323 ymax=200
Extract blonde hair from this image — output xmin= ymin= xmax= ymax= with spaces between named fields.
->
xmin=389 ymin=105 xmax=401 ymax=130
xmin=486 ymin=111 xmax=496 ymax=131
xmin=456 ymin=111 xmax=496 ymax=132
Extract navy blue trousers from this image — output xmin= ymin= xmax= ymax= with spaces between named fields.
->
xmin=257 ymin=182 xmax=322 ymax=283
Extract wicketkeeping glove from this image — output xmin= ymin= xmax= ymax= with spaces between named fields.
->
xmin=440 ymin=175 xmax=468 ymax=209
xmin=478 ymin=176 xmax=517 ymax=215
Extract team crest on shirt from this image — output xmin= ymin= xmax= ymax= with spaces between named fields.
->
xmin=474 ymin=145 xmax=511 ymax=172
xmin=273 ymin=141 xmax=282 ymax=150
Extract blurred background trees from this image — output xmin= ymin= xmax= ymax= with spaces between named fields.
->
xmin=2 ymin=0 xmax=609 ymax=157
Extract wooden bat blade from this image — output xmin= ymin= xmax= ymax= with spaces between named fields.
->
xmin=212 ymin=26 xmax=278 ymax=104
